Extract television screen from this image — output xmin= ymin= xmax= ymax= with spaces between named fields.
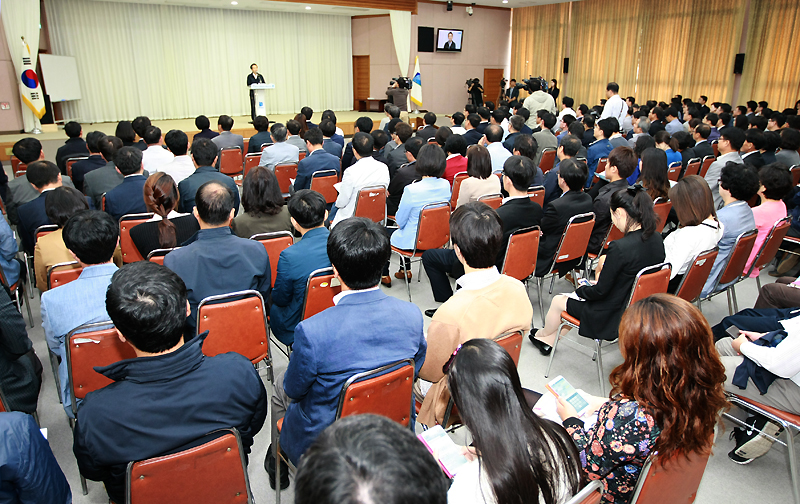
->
xmin=436 ymin=29 xmax=463 ymax=52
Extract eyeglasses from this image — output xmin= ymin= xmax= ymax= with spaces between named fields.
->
xmin=442 ymin=344 xmax=463 ymax=374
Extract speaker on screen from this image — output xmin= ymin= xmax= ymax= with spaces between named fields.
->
xmin=733 ymin=53 xmax=745 ymax=75
xmin=418 ymin=26 xmax=435 ymax=53
xmin=563 ymin=58 xmax=570 ymax=74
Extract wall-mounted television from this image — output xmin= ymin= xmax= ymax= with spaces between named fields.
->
xmin=436 ymin=29 xmax=463 ymax=52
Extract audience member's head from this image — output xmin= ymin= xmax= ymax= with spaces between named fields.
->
xmin=115 ymin=121 xmax=136 ymax=144
xmin=559 ymin=135 xmax=581 ymax=159
xmin=114 ymin=146 xmax=144 ymax=176
xmin=12 ymin=137 xmax=43 ymax=163
xmin=131 ymin=116 xmax=151 ymax=140
xmin=415 ymin=144 xmax=446 ymax=178
xmin=477 ymin=107 xmax=490 ymax=121
xmin=719 ymin=126 xmax=745 ymax=153
xmin=466 ymin=114 xmax=481 ymax=129
xmin=301 ymin=106 xmax=314 ymax=122
xmin=143 ymin=172 xmax=180 ymax=248
xmin=596 ymin=118 xmax=616 ymax=139
xmin=328 ymin=218 xmax=390 ymax=290
xmin=45 ymin=186 xmax=89 ymax=228
xmin=218 ymin=115 xmax=234 ymax=132
xmin=26 ymin=160 xmax=61 ymax=190
xmin=394 ymin=122 xmax=413 ymax=144
xmin=450 ymin=202 xmax=503 ymax=269
xmin=742 ymin=129 xmax=764 ymax=152
xmin=288 ymin=118 xmax=305 ymax=138
xmin=322 ymin=109 xmax=338 ymax=125
xmin=607 ymin=146 xmax=637 ymax=180
xmin=466 ymin=144 xmax=492 ymax=180
xmin=355 ymin=116 xmax=374 ymax=134
xmin=672 ymin=131 xmax=694 ymax=152
xmin=434 ymin=126 xmax=451 ymax=148
xmin=719 ymin=162 xmax=759 ymax=202
xmin=190 ymin=137 xmax=217 ymax=166
xmin=85 ymin=131 xmax=107 ymax=155
xmin=304 ymin=127 xmax=324 ymax=148
xmin=638 ymin=148 xmax=669 ymax=201
xmin=352 ymin=132 xmax=374 ymax=158
xmin=106 ymin=262 xmax=187 ymax=354
xmin=288 ymin=189 xmax=326 ymax=231
xmin=768 ymin=112 xmax=786 ymax=130
xmin=508 ymin=115 xmax=524 ymax=133
xmin=513 ymin=134 xmax=538 ymax=161
xmin=63 ymin=210 xmax=119 ymax=265
xmin=319 ymin=120 xmax=336 ymax=138
xmin=143 ymin=126 xmax=161 ymax=146
xmin=164 ymin=130 xmax=188 ymax=156
xmin=64 ymin=121 xmax=82 ymax=139
xmin=758 ymin=163 xmax=793 ymax=201
xmin=295 ymin=414 xmax=448 ymax=504
xmin=763 ymin=130 xmax=782 ymax=153
xmin=484 ymin=124 xmax=504 ymax=143
xmin=559 ymin=158 xmax=588 ymax=191
xmin=451 ymin=111 xmax=465 ymax=127
xmin=633 ymin=134 xmax=656 ymax=159
xmin=404 ymin=137 xmax=425 ymax=161
xmin=668 ymin=175 xmax=717 ymax=226
xmin=780 ymin=128 xmax=800 ymax=151
xmin=610 ymin=185 xmax=659 ymax=238
xmin=253 ymin=115 xmax=270 ymax=133
xmin=242 ymin=166 xmax=284 ymax=217
xmin=195 ymin=115 xmax=211 ymax=131
xmin=445 ymin=134 xmax=467 ymax=157
xmin=502 ymin=155 xmax=535 ymax=192
xmin=98 ymin=136 xmax=123 ymax=162
xmin=423 ymin=112 xmax=437 ymax=126
xmin=194 ymin=181 xmax=235 ymax=226
xmin=270 ymin=123 xmax=288 ymax=143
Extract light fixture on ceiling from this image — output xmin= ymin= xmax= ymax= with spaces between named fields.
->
xmin=305 ymin=5 xmax=311 ymax=9
xmin=502 ymin=0 xmax=508 ymax=3
xmin=230 ymin=1 xmax=238 ymax=4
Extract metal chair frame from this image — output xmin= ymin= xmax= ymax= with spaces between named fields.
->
xmin=699 ymin=229 xmax=758 ymax=314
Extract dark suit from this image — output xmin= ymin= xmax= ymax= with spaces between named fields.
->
xmin=387 ymin=144 xmax=409 ymax=176
xmin=506 ymin=87 xmax=519 ymax=101
xmin=387 ymin=162 xmax=420 ymax=216
xmin=742 ymin=151 xmax=765 ymax=169
xmin=476 ymin=122 xmax=489 ymax=135
xmin=587 ymin=179 xmax=629 ymax=254
xmin=699 ymin=105 xmax=710 ymax=117
xmin=17 ymin=192 xmax=50 ymax=255
xmin=322 ymin=139 xmax=342 ymax=159
xmin=84 ymin=163 xmax=123 ymax=210
xmin=248 ymin=131 xmax=273 ymax=154
xmin=692 ymin=140 xmax=714 ymax=160
xmin=71 ymin=155 xmax=106 ymax=193
xmin=416 ymin=125 xmax=437 ymax=142
xmin=680 ymin=148 xmax=697 ymax=168
xmin=535 ymin=190 xmax=593 ymax=276
xmin=247 ymin=73 xmax=265 ymax=121
xmin=463 ymin=129 xmax=483 ymax=146
xmin=164 ymin=227 xmax=270 ymax=332
xmin=762 ymin=151 xmax=777 ymax=166
xmin=341 ymin=143 xmax=356 ymax=171
xmin=648 ymin=120 xmax=666 ymax=136
xmin=193 ymin=129 xmax=219 ymax=140
xmin=331 ymin=134 xmax=345 ymax=148
xmin=443 ymin=41 xmax=456 ymax=50
xmin=56 ymin=138 xmax=89 ymax=175
xmin=294 ymin=149 xmax=341 ymax=191
xmin=269 ymin=227 xmax=330 ymax=345
xmin=104 ymin=174 xmax=148 ymax=221
xmin=0 ymin=285 xmax=42 ymax=413
xmin=6 ymin=175 xmax=77 ymax=225
xmin=520 ymin=124 xmax=534 ymax=135
xmin=503 ymin=132 xmax=520 ymax=153
xmin=177 ymin=166 xmax=240 ymax=215
xmin=570 ymin=230 xmax=665 ymax=341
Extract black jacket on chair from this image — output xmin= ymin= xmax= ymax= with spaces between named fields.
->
xmin=535 ymin=190 xmax=593 ymax=277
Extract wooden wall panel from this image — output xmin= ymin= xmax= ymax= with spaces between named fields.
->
xmin=268 ymin=0 xmax=417 ymax=14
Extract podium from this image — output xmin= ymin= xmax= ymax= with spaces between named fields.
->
xmin=250 ymin=83 xmax=275 ymax=117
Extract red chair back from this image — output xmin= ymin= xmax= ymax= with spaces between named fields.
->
xmin=528 ymin=185 xmax=545 ymax=207
xmin=667 ymin=161 xmax=682 ymax=182
xmin=596 ymin=157 xmax=608 ymax=175
xmin=126 ymin=429 xmax=252 ymax=504
xmin=47 ymin=261 xmax=82 ymax=290
xmin=683 ymin=158 xmax=701 ymax=177
xmin=197 ymin=290 xmax=269 ymax=364
xmin=477 ymin=193 xmax=502 ymax=210
xmin=711 ymin=140 xmax=719 ymax=157
xmin=120 ymin=213 xmax=154 ymax=263
xmin=275 ymin=164 xmax=298 ymax=195
xmin=66 ymin=157 xmax=88 ymax=178
xmin=146 ymin=247 xmax=180 ymax=266
xmin=674 ymin=248 xmax=718 ymax=303
xmin=717 ymin=229 xmax=758 ymax=285
xmin=14 ymin=163 xmax=27 ymax=178
xmin=219 ymin=147 xmax=243 ymax=176
xmin=791 ymin=165 xmax=800 ymax=186
xmin=250 ymin=231 xmax=293 ymax=289
xmin=501 ymin=226 xmax=540 ymax=281
xmin=628 ymin=262 xmax=671 ymax=307
xmin=413 ymin=202 xmax=451 ymax=253
xmin=653 ymin=199 xmax=672 ymax=233
xmin=354 ymin=185 xmax=387 ymax=225
xmin=493 ymin=330 xmax=523 ymax=366
xmin=551 ymin=213 xmax=595 ymax=272
xmin=244 ymin=154 xmax=260 ymax=178
xmin=748 ymin=216 xmax=792 ymax=276
xmin=698 ymin=156 xmax=715 ymax=178
xmin=565 ymin=481 xmax=603 ymax=504
xmin=299 ymin=151 xmax=306 ymax=161
xmin=0 ymin=198 xmax=5 ymax=215
xmin=310 ymin=170 xmax=339 ymax=204
xmin=301 ymin=268 xmax=341 ymax=320
xmin=67 ymin=322 xmax=136 ymax=416
xmin=10 ymin=156 xmax=20 ymax=173
xmin=35 ymin=224 xmax=58 ymax=243
xmin=629 ymin=451 xmax=711 ymax=504
xmin=336 ymin=359 xmax=415 ymax=427
xmin=450 ymin=172 xmax=468 ymax=209
xmin=539 ymin=148 xmax=557 ymax=173
xmin=243 ymin=138 xmax=249 ymax=154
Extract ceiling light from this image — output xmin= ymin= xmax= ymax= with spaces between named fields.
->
xmin=305 ymin=5 xmax=311 ymax=9
xmin=502 ymin=0 xmax=508 ymax=3
xmin=231 ymin=1 xmax=238 ymax=4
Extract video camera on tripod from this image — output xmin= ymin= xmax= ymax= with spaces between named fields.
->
xmin=390 ymin=77 xmax=412 ymax=90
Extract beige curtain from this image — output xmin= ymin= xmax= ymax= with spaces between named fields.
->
xmin=510 ymin=3 xmax=570 ymax=89
xmin=739 ymin=0 xmax=800 ymax=111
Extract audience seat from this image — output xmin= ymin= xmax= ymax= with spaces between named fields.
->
xmin=250 ymin=231 xmax=294 ymax=289
xmin=353 ymin=186 xmax=388 ymax=225
xmin=243 ymin=153 xmax=260 ymax=182
xmin=698 ymin=155 xmax=716 ymax=178
xmin=539 ymin=148 xmax=557 ymax=174
xmin=66 ymin=156 xmax=88 ymax=178
xmin=700 ymin=229 xmax=757 ymax=314
xmin=591 ymin=157 xmax=608 ymax=185
xmin=26 ymin=224 xmax=59 ymax=296
xmin=674 ymin=247 xmax=718 ymax=303
xmin=146 ymin=247 xmax=180 ymax=266
xmin=683 ymin=158 xmax=702 ymax=178
xmin=14 ymin=163 xmax=27 ymax=178
xmin=0 ymin=262 xmax=33 ymax=328
xmin=477 ymin=193 xmax=503 ymax=210
xmin=744 ymin=216 xmax=791 ymax=290
xmin=791 ymin=165 xmax=800 ymax=187
xmin=566 ymin=480 xmax=603 ymax=504
xmin=309 ymin=169 xmax=339 ymax=204
xmin=711 ymin=140 xmax=720 ymax=157
xmin=119 ymin=213 xmax=155 ymax=263
xmin=47 ymin=261 xmax=82 ymax=290
xmin=126 ymin=428 xmax=253 ymax=504
xmin=584 ymin=222 xmax=624 ymax=278
xmin=450 ymin=172 xmax=469 ymax=209
xmin=501 ymin=226 xmax=540 ymax=283
xmin=653 ymin=198 xmax=672 ymax=233
xmin=628 ymin=448 xmax=713 ymax=504
xmin=219 ymin=147 xmax=243 ymax=177
xmin=527 ymin=185 xmax=545 ymax=207
xmin=667 ymin=161 xmax=682 ymax=182
xmin=547 ymin=262 xmax=671 ymax=395
xmin=275 ymin=164 xmax=298 ymax=198
xmin=301 ymin=267 xmax=341 ymax=320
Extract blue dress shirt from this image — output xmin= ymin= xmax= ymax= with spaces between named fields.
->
xmin=391 ymin=178 xmax=451 ymax=250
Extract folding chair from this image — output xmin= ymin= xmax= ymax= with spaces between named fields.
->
xmin=565 ymin=480 xmax=603 ymax=504
xmin=546 ymin=262 xmax=671 ymax=395
xmin=477 ymin=193 xmax=503 ymax=210
xmin=275 ymin=164 xmax=298 ymax=198
xmin=101 ymin=194 xmax=106 ymax=212
xmin=14 ymin=163 xmax=27 ymax=178
xmin=275 ymin=358 xmax=415 ymax=504
xmin=309 ymin=169 xmax=339 ymax=204
xmin=450 ymin=172 xmax=468 ymax=209
xmin=119 ymin=213 xmax=154 ymax=263
xmin=591 ymin=157 xmax=608 ymax=184
xmin=67 ymin=320 xmax=135 ymax=494
xmin=628 ymin=449 xmax=712 ymax=504
xmin=723 ymin=394 xmax=800 ymax=504
xmin=0 ymin=263 xmax=32 ymax=327
xmin=583 ymin=222 xmax=624 ymax=279
xmin=260 ymin=143 xmax=272 ymax=152
xmin=250 ymin=231 xmax=294 ymax=289
xmin=243 ymin=153 xmax=260 ymax=178
xmin=653 ymin=198 xmax=672 ymax=233
xmin=301 ymin=267 xmax=341 ymax=320
xmin=791 ymin=165 xmax=800 ymax=186
xmin=501 ymin=226 xmax=540 ymax=283
xmin=743 ymin=216 xmax=792 ymax=290
xmin=673 ymin=247 xmax=718 ymax=303
xmin=47 ymin=261 xmax=82 ymax=290
xmin=299 ymin=151 xmax=306 ymax=161
xmin=667 ymin=161 xmax=682 ymax=182
xmin=699 ymin=229 xmax=757 ymax=314
xmin=354 ymin=185 xmax=388 ymax=225
xmin=698 ymin=155 xmax=716 ymax=178
xmin=66 ymin=156 xmax=88 ymax=178
xmin=528 ymin=185 xmax=545 ymax=207
xmin=25 ymin=224 xmax=58 ymax=295
xmin=711 ymin=139 xmax=719 ymax=157
xmin=146 ymin=247 xmax=180 ymax=265
xmin=126 ymin=428 xmax=253 ymax=504
xmin=10 ymin=155 xmax=21 ymax=174
xmin=243 ymin=138 xmax=249 ymax=154
xmin=196 ymin=290 xmax=272 ymax=381
xmin=683 ymin=157 xmax=702 ymax=178
xmin=535 ymin=212 xmax=595 ymax=325
xmin=219 ymin=146 xmax=243 ymax=177
xmin=539 ymin=148 xmax=557 ymax=174
xmin=391 ymin=202 xmax=451 ymax=302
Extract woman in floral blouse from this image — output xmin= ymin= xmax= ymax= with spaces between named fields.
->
xmin=556 ymin=294 xmax=727 ymax=503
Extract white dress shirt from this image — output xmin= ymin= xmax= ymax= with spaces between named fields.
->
xmin=142 ymin=144 xmax=174 ymax=174
xmin=486 ymin=142 xmax=512 ymax=173
xmin=600 ymin=94 xmax=628 ymax=129
xmin=158 ymin=155 xmax=196 ymax=184
xmin=664 ymin=218 xmax=724 ymax=278
xmin=450 ymin=126 xmax=467 ymax=135
xmin=259 ymin=141 xmax=300 ymax=171
xmin=331 ymin=156 xmax=390 ymax=227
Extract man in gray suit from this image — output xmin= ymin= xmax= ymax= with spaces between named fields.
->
xmin=259 ymin=123 xmax=299 ymax=171
xmin=211 ymin=115 xmax=244 ymax=169
xmin=84 ymin=136 xmax=148 ymax=210
xmin=285 ymin=120 xmax=308 ymax=154
xmin=7 ymin=138 xmax=77 ymax=224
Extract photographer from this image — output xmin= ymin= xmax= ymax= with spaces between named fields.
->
xmin=386 ymin=79 xmax=410 ymax=123
xmin=522 ymin=77 xmax=557 ymax=130
xmin=467 ymin=78 xmax=484 ymax=107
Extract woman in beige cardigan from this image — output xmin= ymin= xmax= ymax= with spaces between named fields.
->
xmin=455 ymin=144 xmax=502 ymax=207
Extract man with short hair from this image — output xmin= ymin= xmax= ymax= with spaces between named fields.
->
xmin=211 ymin=115 xmax=244 ymax=169
xmin=17 ymin=161 xmax=63 ymax=255
xmin=600 ymin=82 xmax=628 ymax=127
xmin=158 ymin=130 xmax=195 ymax=184
xmin=248 ymin=115 xmax=273 ymax=153
xmin=704 ymin=113 xmax=721 ymax=142
xmin=84 ymin=136 xmax=128 ymax=210
xmin=503 ymin=115 xmax=524 ymax=153
xmin=104 ymin=147 xmax=148 ymax=221
xmin=741 ymin=129 xmax=766 ymax=169
xmin=295 ymin=415 xmax=449 ymax=504
xmin=141 ymin=126 xmax=174 ymax=174
xmin=586 ymin=118 xmax=615 ymax=187
xmin=386 ymin=137 xmax=425 ymax=217
xmin=331 ymin=133 xmax=390 ymax=227
xmin=607 ymin=118 xmax=628 ymax=149
xmin=301 ymin=106 xmax=317 ymax=128
xmin=462 ymin=114 xmax=483 ymax=146
xmin=270 ymin=190 xmax=331 ymax=346
xmin=416 ymin=112 xmax=438 ymax=142
xmin=756 ymin=101 xmax=768 ymax=116
xmin=321 ymin=110 xmax=345 ymax=146
xmin=522 ymin=78 xmax=557 ymax=129
xmin=558 ymin=96 xmax=576 ymax=126
xmin=178 ymin=138 xmax=240 ymax=214
xmin=664 ymin=107 xmax=683 ymax=135
xmin=587 ymin=147 xmax=638 ymax=254
xmin=342 ymin=117 xmax=374 ymax=170
xmin=511 ymin=134 xmax=544 ymax=186
xmin=768 ymin=113 xmax=786 ymax=132
xmin=193 ymin=115 xmax=219 ymax=140
xmin=648 ymin=106 xmax=666 ymax=136
xmin=131 ymin=116 xmax=150 ymax=151
xmin=286 ymin=119 xmax=309 ymax=153
xmin=698 ymin=96 xmax=711 ymax=116
xmin=706 ymin=127 xmax=745 ymax=208
xmin=628 ymin=116 xmax=651 ymax=149
xmin=55 ymin=121 xmax=89 ymax=174
xmin=319 ymin=120 xmax=343 ymax=159
xmin=450 ymin=111 xmax=467 ymax=135
xmin=692 ymin=123 xmax=715 ymax=159
xmin=294 ymin=128 xmax=340 ymax=191
xmin=259 ymin=123 xmax=300 ymax=171
xmin=165 ymin=181 xmax=269 ymax=333
xmin=543 ymin=134 xmax=581 ymax=206
xmin=41 ymin=210 xmax=119 ymax=416
xmin=746 ymin=101 xmax=758 ymax=117
xmin=418 ymin=201 xmax=533 ymax=426
xmin=71 ymin=131 xmax=107 ymax=193
xmin=267 ymin=218 xmax=426 ymax=486
xmin=482 ymin=124 xmax=511 ymax=173
xmin=532 ymin=111 xmax=557 ymax=167
xmin=73 ymin=261 xmax=267 ymax=504
xmin=387 ymin=122 xmax=415 ymax=174
xmin=476 ymin=107 xmax=491 ymax=134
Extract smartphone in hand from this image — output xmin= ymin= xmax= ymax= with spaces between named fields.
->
xmin=546 ymin=376 xmax=590 ymax=417
xmin=726 ymin=325 xmax=742 ymax=338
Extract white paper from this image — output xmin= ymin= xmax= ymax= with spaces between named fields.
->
xmin=533 ymin=389 xmax=600 ymax=431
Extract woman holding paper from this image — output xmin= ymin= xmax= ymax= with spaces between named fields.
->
xmin=446 ymin=339 xmax=583 ymax=504
xmin=557 ymin=295 xmax=727 ymax=503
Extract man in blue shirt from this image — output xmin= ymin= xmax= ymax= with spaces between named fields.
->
xmin=177 ymin=137 xmax=240 ymax=214
xmin=585 ymin=117 xmax=615 ymax=188
xmin=293 ymin=128 xmax=340 ymax=191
